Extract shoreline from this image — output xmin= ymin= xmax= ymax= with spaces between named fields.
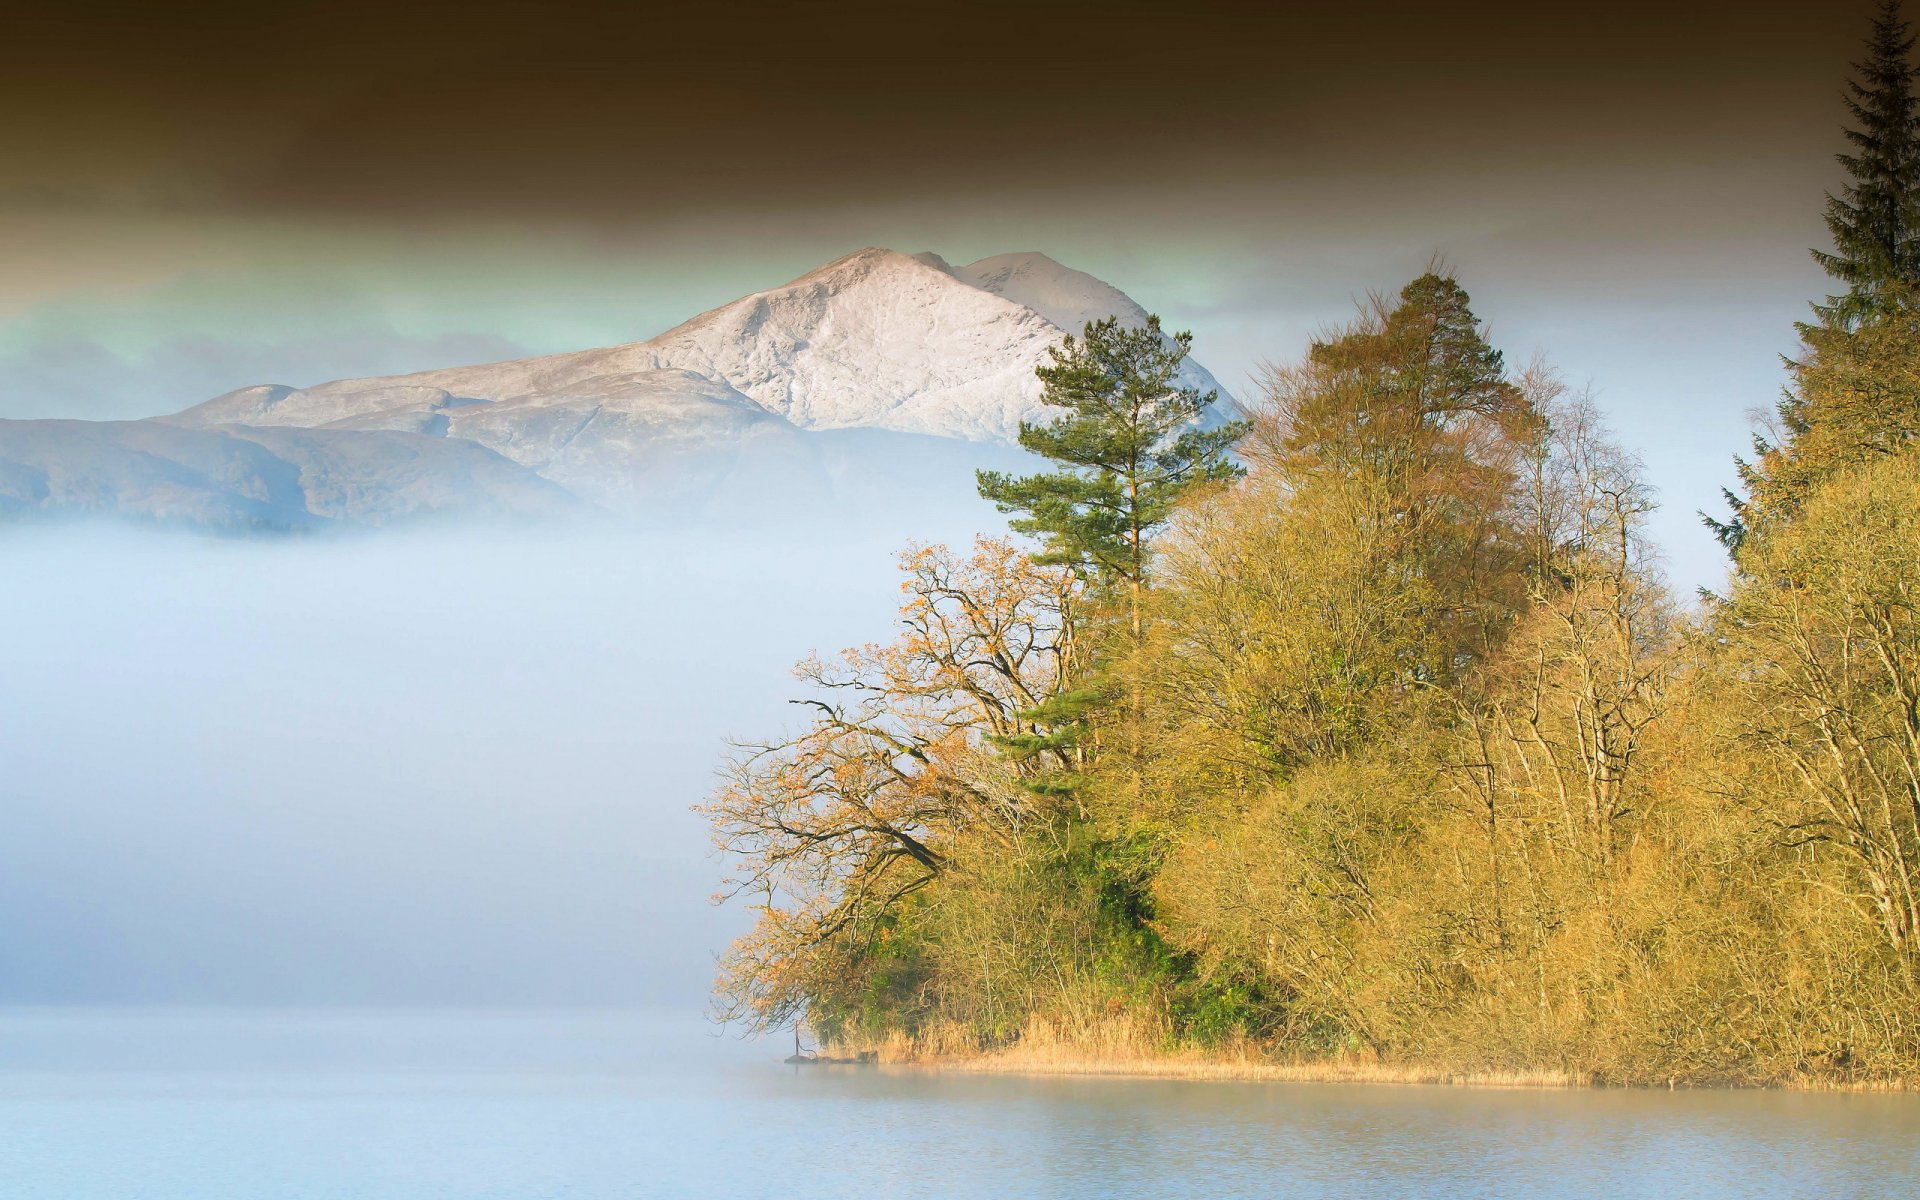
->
xmin=812 ymin=1047 xmax=1918 ymax=1093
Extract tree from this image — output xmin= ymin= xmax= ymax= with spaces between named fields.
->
xmin=1152 ymin=755 xmax=1427 ymax=1054
xmin=1811 ymin=0 xmax=1920 ymax=333
xmin=977 ymin=316 xmax=1247 ymax=645
xmin=1256 ymin=269 xmax=1543 ymax=677
xmin=1716 ymin=300 xmax=1920 ymax=552
xmin=702 ymin=539 xmax=1084 ymax=1032
xmin=1713 ymin=1 xmax=1920 ymax=553
xmin=1712 ymin=453 xmax=1920 ymax=967
xmin=1453 ymin=392 xmax=1673 ymax=884
xmin=1140 ymin=453 xmax=1446 ymax=791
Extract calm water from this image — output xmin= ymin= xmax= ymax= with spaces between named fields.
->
xmin=1 ymin=1010 xmax=1915 ymax=1199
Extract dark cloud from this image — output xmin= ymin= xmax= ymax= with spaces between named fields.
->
xmin=1 ymin=0 xmax=1870 ymax=226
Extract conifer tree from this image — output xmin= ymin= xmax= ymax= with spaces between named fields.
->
xmin=1711 ymin=2 xmax=1920 ymax=554
xmin=1810 ymin=0 xmax=1920 ymax=332
xmin=977 ymin=316 xmax=1247 ymax=642
xmin=977 ymin=316 xmax=1246 ymax=789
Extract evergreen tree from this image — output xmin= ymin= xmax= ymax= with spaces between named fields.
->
xmin=977 ymin=316 xmax=1246 ymax=792
xmin=1711 ymin=301 xmax=1920 ymax=554
xmin=1711 ymin=2 xmax=1920 ymax=555
xmin=977 ymin=315 xmax=1247 ymax=642
xmin=1810 ymin=0 xmax=1920 ymax=333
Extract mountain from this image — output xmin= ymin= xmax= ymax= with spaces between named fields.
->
xmin=1 ymin=249 xmax=1235 ymax=529
xmin=950 ymin=252 xmax=1163 ymax=343
xmin=0 ymin=419 xmax=577 ymax=528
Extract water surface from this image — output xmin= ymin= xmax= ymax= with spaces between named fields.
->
xmin=1 ymin=1009 xmax=1913 ymax=1198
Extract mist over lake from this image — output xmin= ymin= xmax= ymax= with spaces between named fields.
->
xmin=10 ymin=516 xmax=1916 ymax=1199
xmin=2 ymin=1009 xmax=1916 ymax=1200
xmin=0 ymin=516 xmax=995 ymax=1008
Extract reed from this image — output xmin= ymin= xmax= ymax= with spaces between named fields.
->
xmin=828 ymin=1016 xmax=1917 ymax=1091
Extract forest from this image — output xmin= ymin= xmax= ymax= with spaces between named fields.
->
xmin=704 ymin=5 xmax=1920 ymax=1086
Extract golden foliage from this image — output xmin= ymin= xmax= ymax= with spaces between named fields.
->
xmin=1710 ymin=453 xmax=1920 ymax=963
xmin=701 ymin=538 xmax=1084 ymax=1031
xmin=706 ymin=276 xmax=1920 ymax=1089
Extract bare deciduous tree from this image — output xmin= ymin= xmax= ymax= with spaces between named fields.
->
xmin=701 ymin=538 xmax=1084 ymax=1030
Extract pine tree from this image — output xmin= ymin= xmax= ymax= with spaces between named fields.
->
xmin=977 ymin=315 xmax=1247 ymax=642
xmin=1711 ymin=2 xmax=1920 ymax=554
xmin=1810 ymin=0 xmax=1920 ymax=332
xmin=977 ymin=316 xmax=1246 ymax=794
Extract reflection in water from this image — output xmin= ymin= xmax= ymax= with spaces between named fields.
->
xmin=2 ymin=1010 xmax=1915 ymax=1199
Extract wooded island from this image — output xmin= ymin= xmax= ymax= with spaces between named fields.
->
xmin=705 ymin=4 xmax=1920 ymax=1088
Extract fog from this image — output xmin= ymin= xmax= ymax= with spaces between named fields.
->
xmin=0 ymin=507 xmax=1000 ymax=1009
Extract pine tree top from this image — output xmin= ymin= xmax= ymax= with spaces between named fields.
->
xmin=978 ymin=316 xmax=1247 ymax=589
xmin=1810 ymin=0 xmax=1920 ymax=331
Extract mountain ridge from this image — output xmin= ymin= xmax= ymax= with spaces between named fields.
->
xmin=3 ymin=248 xmax=1235 ymax=528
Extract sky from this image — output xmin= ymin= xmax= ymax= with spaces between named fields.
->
xmin=0 ymin=0 xmax=1894 ymax=1005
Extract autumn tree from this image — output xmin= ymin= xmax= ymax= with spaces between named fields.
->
xmin=1462 ymin=387 xmax=1672 ymax=875
xmin=1711 ymin=454 xmax=1920 ymax=967
xmin=1151 ymin=755 xmax=1428 ymax=1054
xmin=1140 ymin=450 xmax=1445 ymax=793
xmin=1127 ymin=271 xmax=1543 ymax=823
xmin=1253 ymin=269 xmax=1543 ymax=678
xmin=702 ymin=539 xmax=1084 ymax=1032
xmin=1150 ymin=368 xmax=1680 ymax=1064
xmin=1425 ymin=390 xmax=1679 ymax=1050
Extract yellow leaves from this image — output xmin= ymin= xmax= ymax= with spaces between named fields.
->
xmin=709 ymin=312 xmax=1920 ymax=1077
xmin=1133 ymin=461 xmax=1448 ymax=800
xmin=1711 ymin=451 xmax=1920 ymax=959
xmin=701 ymin=534 xmax=1088 ymax=1032
xmin=1468 ymin=546 xmax=1679 ymax=873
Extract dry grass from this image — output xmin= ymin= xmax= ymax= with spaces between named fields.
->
xmin=827 ymin=1016 xmax=1916 ymax=1091
xmin=914 ymin=1051 xmax=1585 ymax=1088
xmin=838 ymin=1016 xmax=1584 ymax=1088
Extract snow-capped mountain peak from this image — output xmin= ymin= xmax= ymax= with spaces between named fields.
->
xmin=171 ymin=245 xmax=1229 ymax=444
xmin=3 ymin=248 xmax=1235 ymax=528
xmin=637 ymin=247 xmax=1067 ymax=440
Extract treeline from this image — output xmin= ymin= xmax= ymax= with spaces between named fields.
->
xmin=704 ymin=5 xmax=1920 ymax=1086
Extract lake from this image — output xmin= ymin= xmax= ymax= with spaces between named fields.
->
xmin=1 ymin=1009 xmax=1914 ymax=1199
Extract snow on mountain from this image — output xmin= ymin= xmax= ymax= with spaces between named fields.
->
xmin=169 ymin=247 xmax=1234 ymax=445
xmin=639 ymin=249 xmax=1068 ymax=440
xmin=944 ymin=251 xmax=1231 ymax=406
xmin=953 ymin=252 xmax=1155 ymax=341
xmin=11 ymin=247 xmax=1235 ymax=528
